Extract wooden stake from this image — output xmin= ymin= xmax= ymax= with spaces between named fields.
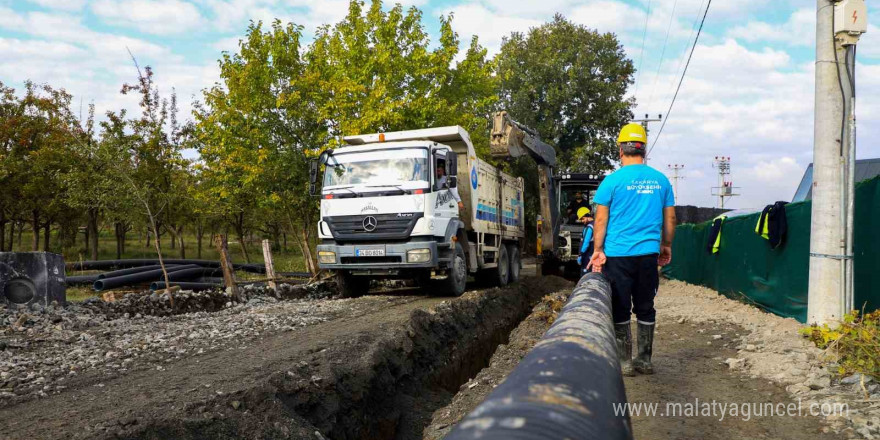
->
xmin=261 ymin=239 xmax=277 ymax=292
xmin=215 ymin=234 xmax=238 ymax=299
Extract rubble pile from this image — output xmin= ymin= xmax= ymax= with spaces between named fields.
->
xmin=0 ymin=281 xmax=345 ymax=406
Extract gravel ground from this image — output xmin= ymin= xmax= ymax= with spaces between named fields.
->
xmin=0 ymin=282 xmax=357 ymax=407
xmin=658 ymin=279 xmax=878 ymax=439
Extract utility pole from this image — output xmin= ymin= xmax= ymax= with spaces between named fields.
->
xmin=808 ymin=0 xmax=866 ymax=325
xmin=711 ymin=156 xmax=738 ymax=209
xmin=667 ymin=164 xmax=685 ymax=202
xmin=633 ymin=114 xmax=662 ymax=163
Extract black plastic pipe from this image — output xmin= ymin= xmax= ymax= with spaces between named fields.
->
xmin=68 ymin=259 xmax=267 ymax=273
xmin=93 ymin=265 xmax=201 ymax=291
xmin=444 ymin=272 xmax=632 ymax=440
xmin=96 ymin=264 xmax=178 ymax=279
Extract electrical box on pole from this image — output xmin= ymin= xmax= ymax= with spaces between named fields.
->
xmin=834 ymin=0 xmax=867 ymax=43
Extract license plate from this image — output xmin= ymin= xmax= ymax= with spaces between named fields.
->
xmin=356 ymin=249 xmax=385 ymax=257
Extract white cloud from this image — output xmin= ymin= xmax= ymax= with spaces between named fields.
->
xmin=92 ymin=0 xmax=204 ymax=35
xmin=728 ymin=8 xmax=814 ymax=47
xmin=751 ymin=156 xmax=802 ymax=182
xmin=27 ymin=0 xmax=87 ymax=11
xmin=442 ymin=3 xmax=541 ymax=54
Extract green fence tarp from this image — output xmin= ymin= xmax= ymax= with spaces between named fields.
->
xmin=663 ymin=176 xmax=880 ymax=323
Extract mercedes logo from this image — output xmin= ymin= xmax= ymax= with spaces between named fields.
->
xmin=363 ymin=216 xmax=378 ymax=232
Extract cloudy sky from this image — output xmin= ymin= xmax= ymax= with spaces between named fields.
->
xmin=2 ymin=0 xmax=879 ymax=208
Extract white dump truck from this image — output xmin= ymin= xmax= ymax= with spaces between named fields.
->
xmin=309 ymin=124 xmax=526 ymax=297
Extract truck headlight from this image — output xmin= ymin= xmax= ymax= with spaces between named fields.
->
xmin=318 ymin=251 xmax=336 ymax=264
xmin=406 ymin=248 xmax=431 ymax=263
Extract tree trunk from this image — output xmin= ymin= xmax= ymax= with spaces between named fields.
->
xmin=235 ymin=212 xmax=251 ymax=263
xmin=9 ymin=220 xmax=17 ymax=251
xmin=196 ymin=221 xmax=204 ymax=259
xmin=87 ymin=208 xmax=99 ymax=260
xmin=283 ymin=231 xmax=287 ymax=252
xmin=31 ymin=210 xmax=40 ymax=252
xmin=0 ymin=213 xmax=6 ymax=252
xmin=301 ymin=227 xmax=317 ymax=275
xmin=121 ymin=224 xmax=127 ymax=255
xmin=272 ymin=224 xmax=281 ymax=252
xmin=16 ymin=221 xmax=24 ymax=250
xmin=169 ymin=227 xmax=176 ymax=250
xmin=115 ymin=223 xmax=123 ymax=259
xmin=178 ymin=225 xmax=185 ymax=259
xmin=43 ymin=221 xmax=50 ymax=251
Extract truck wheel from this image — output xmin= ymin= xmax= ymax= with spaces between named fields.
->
xmin=493 ymin=245 xmax=510 ymax=287
xmin=437 ymin=242 xmax=467 ymax=297
xmin=507 ymin=244 xmax=521 ymax=283
xmin=335 ymin=270 xmax=368 ymax=298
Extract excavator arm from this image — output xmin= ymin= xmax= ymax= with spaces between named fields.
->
xmin=490 ymin=111 xmax=558 ymax=257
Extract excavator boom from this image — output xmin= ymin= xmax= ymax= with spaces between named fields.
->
xmin=490 ymin=111 xmax=559 ymax=257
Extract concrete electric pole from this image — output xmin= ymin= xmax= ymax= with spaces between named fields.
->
xmin=634 ymin=114 xmax=662 ymax=163
xmin=711 ymin=157 xmax=738 ymax=209
xmin=667 ymin=164 xmax=685 ymax=203
xmin=808 ymin=0 xmax=866 ymax=325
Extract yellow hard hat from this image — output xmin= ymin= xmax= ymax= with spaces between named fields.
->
xmin=577 ymin=207 xmax=591 ymax=219
xmin=617 ymin=123 xmax=647 ymax=145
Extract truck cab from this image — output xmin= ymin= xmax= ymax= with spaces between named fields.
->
xmin=312 ymin=126 xmax=524 ymax=297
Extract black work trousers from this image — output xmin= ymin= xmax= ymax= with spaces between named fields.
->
xmin=603 ymin=254 xmax=659 ymax=324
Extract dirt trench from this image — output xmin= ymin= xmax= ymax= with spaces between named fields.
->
xmin=0 ymin=275 xmax=570 ymax=440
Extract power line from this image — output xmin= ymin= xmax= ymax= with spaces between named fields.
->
xmin=647 ymin=0 xmax=712 ymax=156
xmin=660 ymin=0 xmax=705 ymax=113
xmin=646 ymin=0 xmax=679 ymax=111
xmin=632 ymin=0 xmax=653 ymax=98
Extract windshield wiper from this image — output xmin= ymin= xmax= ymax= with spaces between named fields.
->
xmin=366 ymin=184 xmax=408 ymax=194
xmin=326 ymin=186 xmax=359 ymax=197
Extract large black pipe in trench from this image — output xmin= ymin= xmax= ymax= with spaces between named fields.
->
xmin=93 ymin=265 xmax=202 ymax=291
xmin=444 ymin=272 xmax=632 ymax=440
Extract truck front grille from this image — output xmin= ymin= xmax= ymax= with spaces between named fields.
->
xmin=324 ymin=213 xmax=423 ymax=241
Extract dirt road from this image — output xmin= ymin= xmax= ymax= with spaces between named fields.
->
xmin=0 ymin=272 xmax=568 ymax=440
xmin=423 ymin=278 xmax=852 ymax=440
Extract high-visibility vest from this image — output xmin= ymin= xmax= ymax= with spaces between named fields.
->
xmin=708 ymin=215 xmax=726 ymax=254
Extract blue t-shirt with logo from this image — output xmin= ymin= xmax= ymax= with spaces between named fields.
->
xmin=593 ymin=164 xmax=675 ymax=257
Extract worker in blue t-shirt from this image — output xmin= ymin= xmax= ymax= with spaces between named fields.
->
xmin=589 ymin=123 xmax=677 ymax=377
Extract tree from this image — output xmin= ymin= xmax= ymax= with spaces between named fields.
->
xmin=194 ymin=1 xmax=497 ymax=273
xmin=99 ymin=61 xmax=185 ymax=300
xmin=496 ymin=14 xmax=635 ymax=172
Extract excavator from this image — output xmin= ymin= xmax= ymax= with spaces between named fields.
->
xmin=490 ymin=111 xmax=604 ymax=277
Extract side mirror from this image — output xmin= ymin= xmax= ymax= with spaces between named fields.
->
xmin=447 ymin=151 xmax=458 ymax=176
xmin=448 ymin=176 xmax=457 ymax=188
xmin=309 ymin=159 xmax=319 ymax=184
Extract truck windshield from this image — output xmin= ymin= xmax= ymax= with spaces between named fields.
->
xmin=323 ymin=148 xmax=429 ymax=187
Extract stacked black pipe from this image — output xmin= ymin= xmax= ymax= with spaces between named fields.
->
xmin=66 ymin=258 xmax=310 ymax=292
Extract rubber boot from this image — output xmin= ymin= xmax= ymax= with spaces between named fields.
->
xmin=614 ymin=323 xmax=635 ymax=377
xmin=633 ymin=323 xmax=655 ymax=375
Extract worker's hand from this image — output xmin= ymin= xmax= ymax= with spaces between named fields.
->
xmin=457 ymin=201 xmax=464 ymax=210
xmin=589 ymin=250 xmax=606 ymax=273
xmin=658 ymin=245 xmax=672 ymax=266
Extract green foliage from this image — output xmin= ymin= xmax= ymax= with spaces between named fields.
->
xmin=496 ymin=14 xmax=635 ymax=173
xmin=801 ymin=310 xmax=880 ymax=379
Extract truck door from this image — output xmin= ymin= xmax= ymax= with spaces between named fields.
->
xmin=432 ymin=150 xmax=457 ymax=237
